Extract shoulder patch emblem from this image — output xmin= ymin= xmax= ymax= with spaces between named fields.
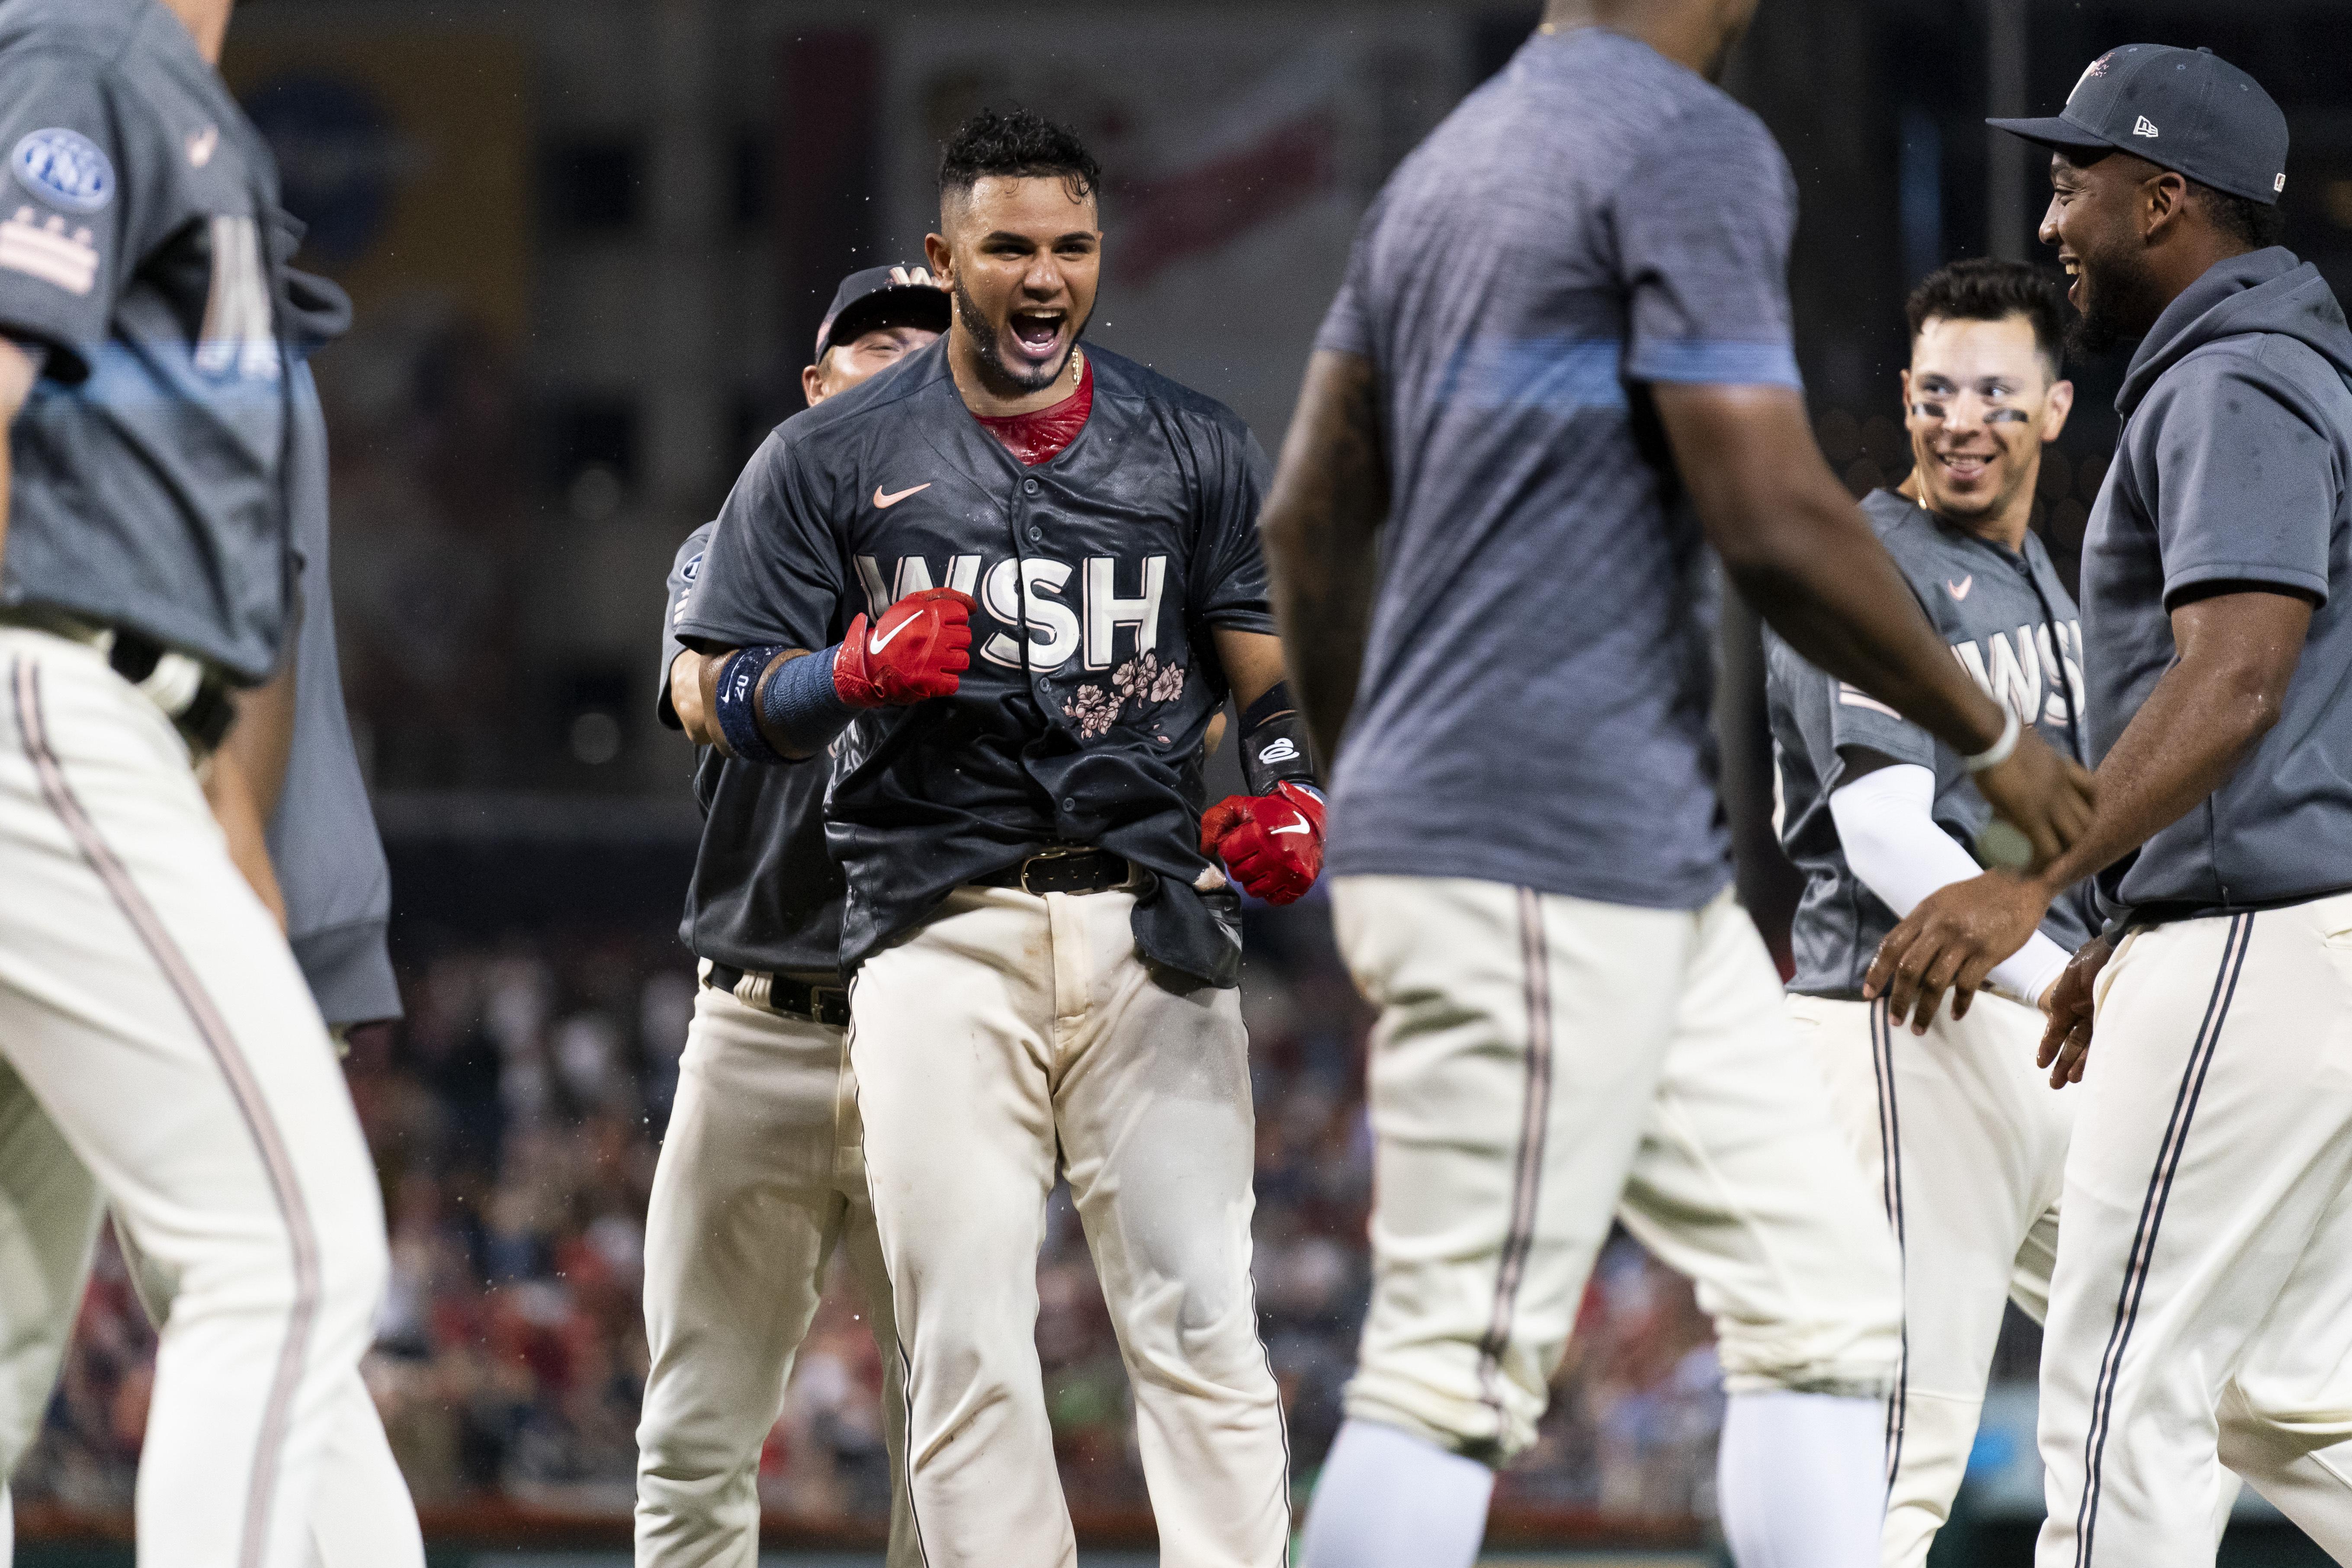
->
xmin=0 ymin=207 xmax=96 ymax=295
xmin=11 ymin=129 xmax=113 ymax=213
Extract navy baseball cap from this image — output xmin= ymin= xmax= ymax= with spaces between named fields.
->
xmin=1988 ymin=45 xmax=2288 ymax=205
xmin=814 ymin=264 xmax=951 ymax=362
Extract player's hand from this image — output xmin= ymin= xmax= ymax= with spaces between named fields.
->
xmin=1200 ymin=782 xmax=1325 ymax=905
xmin=832 ymin=587 xmax=974 ymax=707
xmin=1864 ymin=871 xmax=2052 ymax=1035
xmin=2038 ymin=932 xmax=2115 ymax=1090
xmin=1970 ymin=728 xmax=2095 ymax=873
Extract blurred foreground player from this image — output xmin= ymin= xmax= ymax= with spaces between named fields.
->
xmin=636 ymin=263 xmax=945 ymax=1568
xmin=1770 ymin=260 xmax=2096 ymax=1567
xmin=0 ymin=0 xmax=391 ymax=1562
xmin=0 ymin=257 xmax=417 ymax=1567
xmin=1867 ymin=47 xmax=2352 ymax=1565
xmin=1261 ymin=1 xmax=2097 ymax=1564
xmin=678 ymin=110 xmax=1305 ymax=1565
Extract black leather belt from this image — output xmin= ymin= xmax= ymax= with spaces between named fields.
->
xmin=109 ymin=630 xmax=236 ymax=753
xmin=972 ymin=847 xmax=1134 ymax=896
xmin=703 ymin=963 xmax=851 ymax=1027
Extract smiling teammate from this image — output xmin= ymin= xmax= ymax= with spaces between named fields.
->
xmin=636 ymin=262 xmax=946 ymax=1568
xmin=1864 ymin=46 xmax=2352 ymax=1565
xmin=676 ymin=109 xmax=1306 ymax=1565
xmin=1769 ymin=259 xmax=2095 ymax=1566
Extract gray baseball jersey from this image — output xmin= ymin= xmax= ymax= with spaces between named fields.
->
xmin=2081 ymin=247 xmax=2352 ymax=919
xmin=0 ymin=0 xmax=294 ymax=683
xmin=658 ymin=523 xmax=844 ymax=977
xmin=264 ymin=263 xmax=397 ymax=1030
xmin=1314 ymin=26 xmax=1803 ymax=911
xmin=1768 ymin=488 xmax=2095 ymax=997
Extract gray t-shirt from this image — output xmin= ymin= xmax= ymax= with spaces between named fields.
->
xmin=0 ymin=0 xmax=294 ymax=682
xmin=1768 ymin=490 xmax=2095 ymax=997
xmin=1315 ymin=26 xmax=1804 ymax=909
xmin=2081 ymin=248 xmax=2352 ymax=917
xmin=268 ymin=343 xmax=398 ymax=1029
xmin=658 ymin=523 xmax=844 ymax=978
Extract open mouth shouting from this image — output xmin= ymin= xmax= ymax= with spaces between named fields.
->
xmin=2060 ymin=252 xmax=2082 ymax=311
xmin=1005 ymin=307 xmax=1071 ymax=377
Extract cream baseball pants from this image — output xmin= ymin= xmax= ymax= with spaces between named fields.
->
xmin=2038 ymin=895 xmax=2352 ymax=1566
xmin=635 ymin=981 xmax=912 ymax=1567
xmin=1329 ymin=876 xmax=1901 ymax=1461
xmin=848 ymin=884 xmax=1290 ymax=1568
xmin=1787 ymin=991 xmax=2071 ymax=1567
xmin=0 ymin=629 xmax=389 ymax=1568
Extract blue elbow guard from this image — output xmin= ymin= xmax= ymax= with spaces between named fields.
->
xmin=713 ymin=645 xmax=788 ymax=764
xmin=757 ymin=644 xmax=857 ymax=757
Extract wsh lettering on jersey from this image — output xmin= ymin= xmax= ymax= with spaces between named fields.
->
xmin=1953 ymin=619 xmax=2085 ymax=727
xmin=857 ymin=552 xmax=1169 ymax=673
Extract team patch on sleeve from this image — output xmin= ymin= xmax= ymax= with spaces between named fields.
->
xmin=10 ymin=128 xmax=113 ymax=213
xmin=0 ymin=205 xmax=96 ymax=295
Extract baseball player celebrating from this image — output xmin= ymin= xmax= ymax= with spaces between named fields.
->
xmin=1867 ymin=47 xmax=2352 ymax=1565
xmin=1258 ymin=1 xmax=2101 ymax=1565
xmin=0 ymin=0 xmax=393 ymax=1558
xmin=1769 ymin=258 xmax=2095 ymax=1566
xmin=636 ymin=262 xmax=947 ymax=1568
xmin=676 ymin=108 xmax=1304 ymax=1566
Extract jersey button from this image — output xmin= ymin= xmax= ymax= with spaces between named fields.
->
xmin=1023 ymin=478 xmax=1040 ymax=494
xmin=1062 ymin=797 xmax=1077 ymax=810
xmin=1027 ymin=525 xmax=1043 ymax=541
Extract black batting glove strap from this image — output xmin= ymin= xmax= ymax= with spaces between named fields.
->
xmin=1239 ymin=679 xmax=1320 ymax=799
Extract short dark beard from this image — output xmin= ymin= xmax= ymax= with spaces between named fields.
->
xmin=953 ymin=275 xmax=1081 ymax=398
xmin=2064 ymin=247 xmax=2169 ymax=358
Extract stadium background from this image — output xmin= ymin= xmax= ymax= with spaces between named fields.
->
xmin=15 ymin=0 xmax=2352 ymax=1562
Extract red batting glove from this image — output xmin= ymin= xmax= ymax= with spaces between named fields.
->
xmin=832 ymin=587 xmax=974 ymax=707
xmin=1199 ymin=781 xmax=1326 ymax=905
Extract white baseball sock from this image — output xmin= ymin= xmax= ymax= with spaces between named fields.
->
xmin=1298 ymin=1419 xmax=1495 ymax=1568
xmin=1717 ymin=1391 xmax=1885 ymax=1568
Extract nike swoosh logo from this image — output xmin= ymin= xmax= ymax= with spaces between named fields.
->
xmin=1270 ymin=823 xmax=1312 ymax=837
xmin=869 ymin=616 xmax=917 ymax=654
xmin=1946 ymin=575 xmax=1973 ymax=601
xmin=873 ymin=483 xmax=931 ymax=508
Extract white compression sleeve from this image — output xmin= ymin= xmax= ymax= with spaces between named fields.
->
xmin=1829 ymin=762 xmax=2072 ymax=1007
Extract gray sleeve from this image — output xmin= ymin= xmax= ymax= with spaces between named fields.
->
xmin=1612 ymin=99 xmax=1803 ymax=389
xmin=1196 ymin=424 xmax=1275 ymax=634
xmin=1312 ymin=200 xmax=1381 ymax=361
xmin=2147 ymin=359 xmax=2338 ymax=607
xmin=1825 ymin=676 xmax=1937 ymax=772
xmin=655 ymin=522 xmax=717 ymax=729
xmin=674 ymin=432 xmax=850 ymax=653
xmin=0 ymin=49 xmax=158 ymax=381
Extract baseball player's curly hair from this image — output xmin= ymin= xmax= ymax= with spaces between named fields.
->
xmin=939 ymin=107 xmax=1102 ymax=207
xmin=1906 ymin=257 xmax=2069 ymax=374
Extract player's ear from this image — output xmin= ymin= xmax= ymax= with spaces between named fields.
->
xmin=802 ymin=361 xmax=828 ymax=408
xmin=1898 ymin=366 xmax=1913 ymax=420
xmin=2042 ymin=378 xmax=2076 ymax=443
xmin=923 ymin=229 xmax=954 ymax=287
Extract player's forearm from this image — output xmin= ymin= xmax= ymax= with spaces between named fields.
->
xmin=2028 ymin=623 xmax=2296 ymax=898
xmin=1262 ymin=350 xmax=1388 ymax=768
xmin=218 ymin=651 xmax=297 ymax=821
xmin=202 ymin=749 xmax=287 ymax=930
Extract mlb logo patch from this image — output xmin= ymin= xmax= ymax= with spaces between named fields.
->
xmin=11 ymin=128 xmax=112 ymax=213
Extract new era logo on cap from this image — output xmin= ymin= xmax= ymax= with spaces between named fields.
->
xmin=1990 ymin=44 xmax=2290 ymax=207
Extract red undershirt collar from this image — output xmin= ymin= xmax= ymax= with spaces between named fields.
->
xmin=972 ymin=353 xmax=1094 ymax=467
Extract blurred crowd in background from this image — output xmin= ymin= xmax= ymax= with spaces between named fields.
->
xmin=12 ymin=904 xmax=1726 ymax=1532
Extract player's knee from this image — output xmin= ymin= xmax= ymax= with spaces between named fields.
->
xmin=1714 ymin=1273 xmax=1903 ymax=1398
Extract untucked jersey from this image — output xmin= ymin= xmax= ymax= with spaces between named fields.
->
xmin=677 ymin=337 xmax=1272 ymax=986
xmin=1768 ymin=489 xmax=2095 ymax=997
xmin=1316 ymin=26 xmax=1804 ymax=910
xmin=658 ymin=522 xmax=845 ymax=978
xmin=0 ymin=0 xmax=296 ymax=682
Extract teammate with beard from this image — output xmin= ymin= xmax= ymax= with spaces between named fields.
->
xmin=1868 ymin=45 xmax=2352 ymax=1564
xmin=637 ymin=261 xmax=946 ymax=1568
xmin=676 ymin=110 xmax=1303 ymax=1565
xmin=1770 ymin=259 xmax=2099 ymax=1567
xmin=1258 ymin=0 xmax=2101 ymax=1564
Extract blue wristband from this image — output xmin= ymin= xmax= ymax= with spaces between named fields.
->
xmin=714 ymin=645 xmax=789 ymax=764
xmin=757 ymin=643 xmax=858 ymax=757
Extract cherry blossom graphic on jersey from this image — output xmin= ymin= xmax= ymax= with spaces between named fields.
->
xmin=1064 ymin=651 xmax=1189 ymax=741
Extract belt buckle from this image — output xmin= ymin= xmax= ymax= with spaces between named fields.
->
xmin=1018 ymin=847 xmax=1081 ymax=897
xmin=809 ymin=984 xmax=848 ymax=1023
